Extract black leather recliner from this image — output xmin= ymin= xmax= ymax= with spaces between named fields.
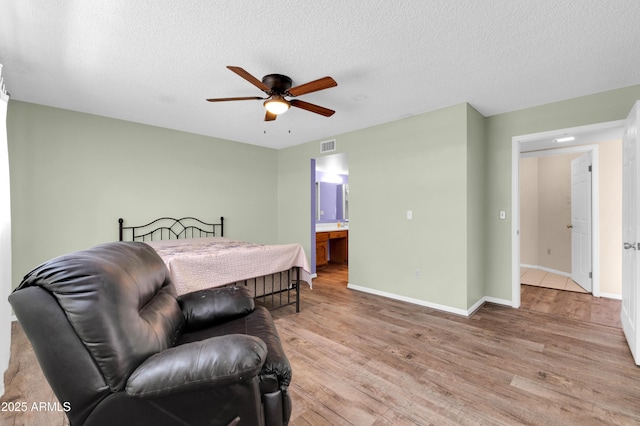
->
xmin=9 ymin=241 xmax=292 ymax=426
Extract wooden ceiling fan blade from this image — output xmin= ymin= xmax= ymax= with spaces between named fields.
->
xmin=227 ymin=66 xmax=271 ymax=93
xmin=290 ymin=99 xmax=335 ymax=117
xmin=288 ymin=76 xmax=337 ymax=97
xmin=265 ymin=110 xmax=277 ymax=121
xmin=206 ymin=96 xmax=264 ymax=102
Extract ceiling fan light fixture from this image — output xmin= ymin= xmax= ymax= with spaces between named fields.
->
xmin=264 ymin=96 xmax=290 ymax=115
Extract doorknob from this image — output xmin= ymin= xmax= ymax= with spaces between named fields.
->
xmin=624 ymin=242 xmax=638 ymax=250
xmin=566 ymin=224 xmax=573 ymax=229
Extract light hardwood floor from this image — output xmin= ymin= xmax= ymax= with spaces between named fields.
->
xmin=2 ymin=263 xmax=638 ymax=425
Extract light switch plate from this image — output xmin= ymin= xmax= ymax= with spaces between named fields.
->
xmin=499 ymin=210 xmax=506 ymax=220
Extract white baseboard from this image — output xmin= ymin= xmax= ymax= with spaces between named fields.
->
xmin=309 ymin=273 xmax=317 ymax=289
xmin=483 ymin=296 xmax=514 ymax=308
xmin=347 ymin=283 xmax=512 ymax=317
xmin=598 ymin=292 xmax=622 ymax=300
xmin=521 ymin=264 xmax=571 ymax=278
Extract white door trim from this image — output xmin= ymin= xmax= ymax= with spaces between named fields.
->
xmin=511 ymin=120 xmax=624 ymax=308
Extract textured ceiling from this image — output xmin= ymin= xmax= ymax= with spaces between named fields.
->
xmin=1 ymin=1 xmax=640 ymax=149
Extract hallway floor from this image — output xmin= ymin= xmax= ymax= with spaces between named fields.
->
xmin=521 ymin=267 xmax=588 ymax=293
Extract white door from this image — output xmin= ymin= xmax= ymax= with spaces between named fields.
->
xmin=571 ymin=152 xmax=592 ymax=292
xmin=622 ymin=101 xmax=640 ymax=365
xmin=620 ymin=101 xmax=640 ymax=365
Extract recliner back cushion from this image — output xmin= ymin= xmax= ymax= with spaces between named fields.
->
xmin=17 ymin=242 xmax=184 ymax=391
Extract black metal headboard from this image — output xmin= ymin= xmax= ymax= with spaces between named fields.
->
xmin=118 ymin=217 xmax=224 ymax=241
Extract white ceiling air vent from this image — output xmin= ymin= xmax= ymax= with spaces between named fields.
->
xmin=320 ymin=139 xmax=336 ymax=153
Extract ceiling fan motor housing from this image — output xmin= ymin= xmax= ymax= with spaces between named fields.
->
xmin=262 ymin=74 xmax=293 ymax=94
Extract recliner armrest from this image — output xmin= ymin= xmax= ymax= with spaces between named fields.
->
xmin=178 ymin=286 xmax=254 ymax=330
xmin=125 ymin=334 xmax=267 ymax=398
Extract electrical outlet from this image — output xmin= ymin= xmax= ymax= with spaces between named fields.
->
xmin=407 ymin=210 xmax=413 ymax=220
xmin=415 ymin=269 xmax=421 ymax=279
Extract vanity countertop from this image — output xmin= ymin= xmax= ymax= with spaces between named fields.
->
xmin=316 ymin=223 xmax=349 ymax=233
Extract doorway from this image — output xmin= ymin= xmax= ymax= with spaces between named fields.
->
xmin=519 ymin=148 xmax=596 ymax=294
xmin=511 ymin=121 xmax=625 ymax=308
xmin=311 ymin=153 xmax=349 ymax=280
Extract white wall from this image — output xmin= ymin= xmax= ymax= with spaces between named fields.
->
xmin=599 ymin=139 xmax=623 ymax=296
xmin=519 ymin=157 xmax=539 ymax=265
xmin=526 ymin=153 xmax=579 ymax=274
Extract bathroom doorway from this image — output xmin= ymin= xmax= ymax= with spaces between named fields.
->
xmin=311 ymin=153 xmax=349 ymax=281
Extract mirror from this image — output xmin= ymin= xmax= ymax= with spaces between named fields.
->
xmin=316 ymin=182 xmax=349 ymax=222
xmin=315 ymin=153 xmax=349 ymax=223
xmin=337 ymin=183 xmax=349 ymax=221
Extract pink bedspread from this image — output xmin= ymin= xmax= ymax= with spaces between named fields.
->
xmin=146 ymin=237 xmax=312 ymax=295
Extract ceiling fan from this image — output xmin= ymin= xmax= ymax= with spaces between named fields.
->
xmin=206 ymin=66 xmax=338 ymax=121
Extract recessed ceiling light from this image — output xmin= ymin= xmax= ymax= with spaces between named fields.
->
xmin=554 ymin=136 xmax=575 ymax=143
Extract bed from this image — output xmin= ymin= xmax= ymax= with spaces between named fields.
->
xmin=118 ymin=217 xmax=311 ymax=312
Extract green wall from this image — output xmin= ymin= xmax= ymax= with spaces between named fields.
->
xmin=278 ymin=103 xmax=482 ymax=311
xmin=466 ymin=104 xmax=486 ymax=308
xmin=8 ymin=101 xmax=278 ymax=287
xmin=9 ymin=84 xmax=640 ymax=311
xmin=277 ymin=85 xmax=640 ymax=312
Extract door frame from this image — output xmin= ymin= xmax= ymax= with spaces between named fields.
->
xmin=511 ymin=120 xmax=624 ymax=308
